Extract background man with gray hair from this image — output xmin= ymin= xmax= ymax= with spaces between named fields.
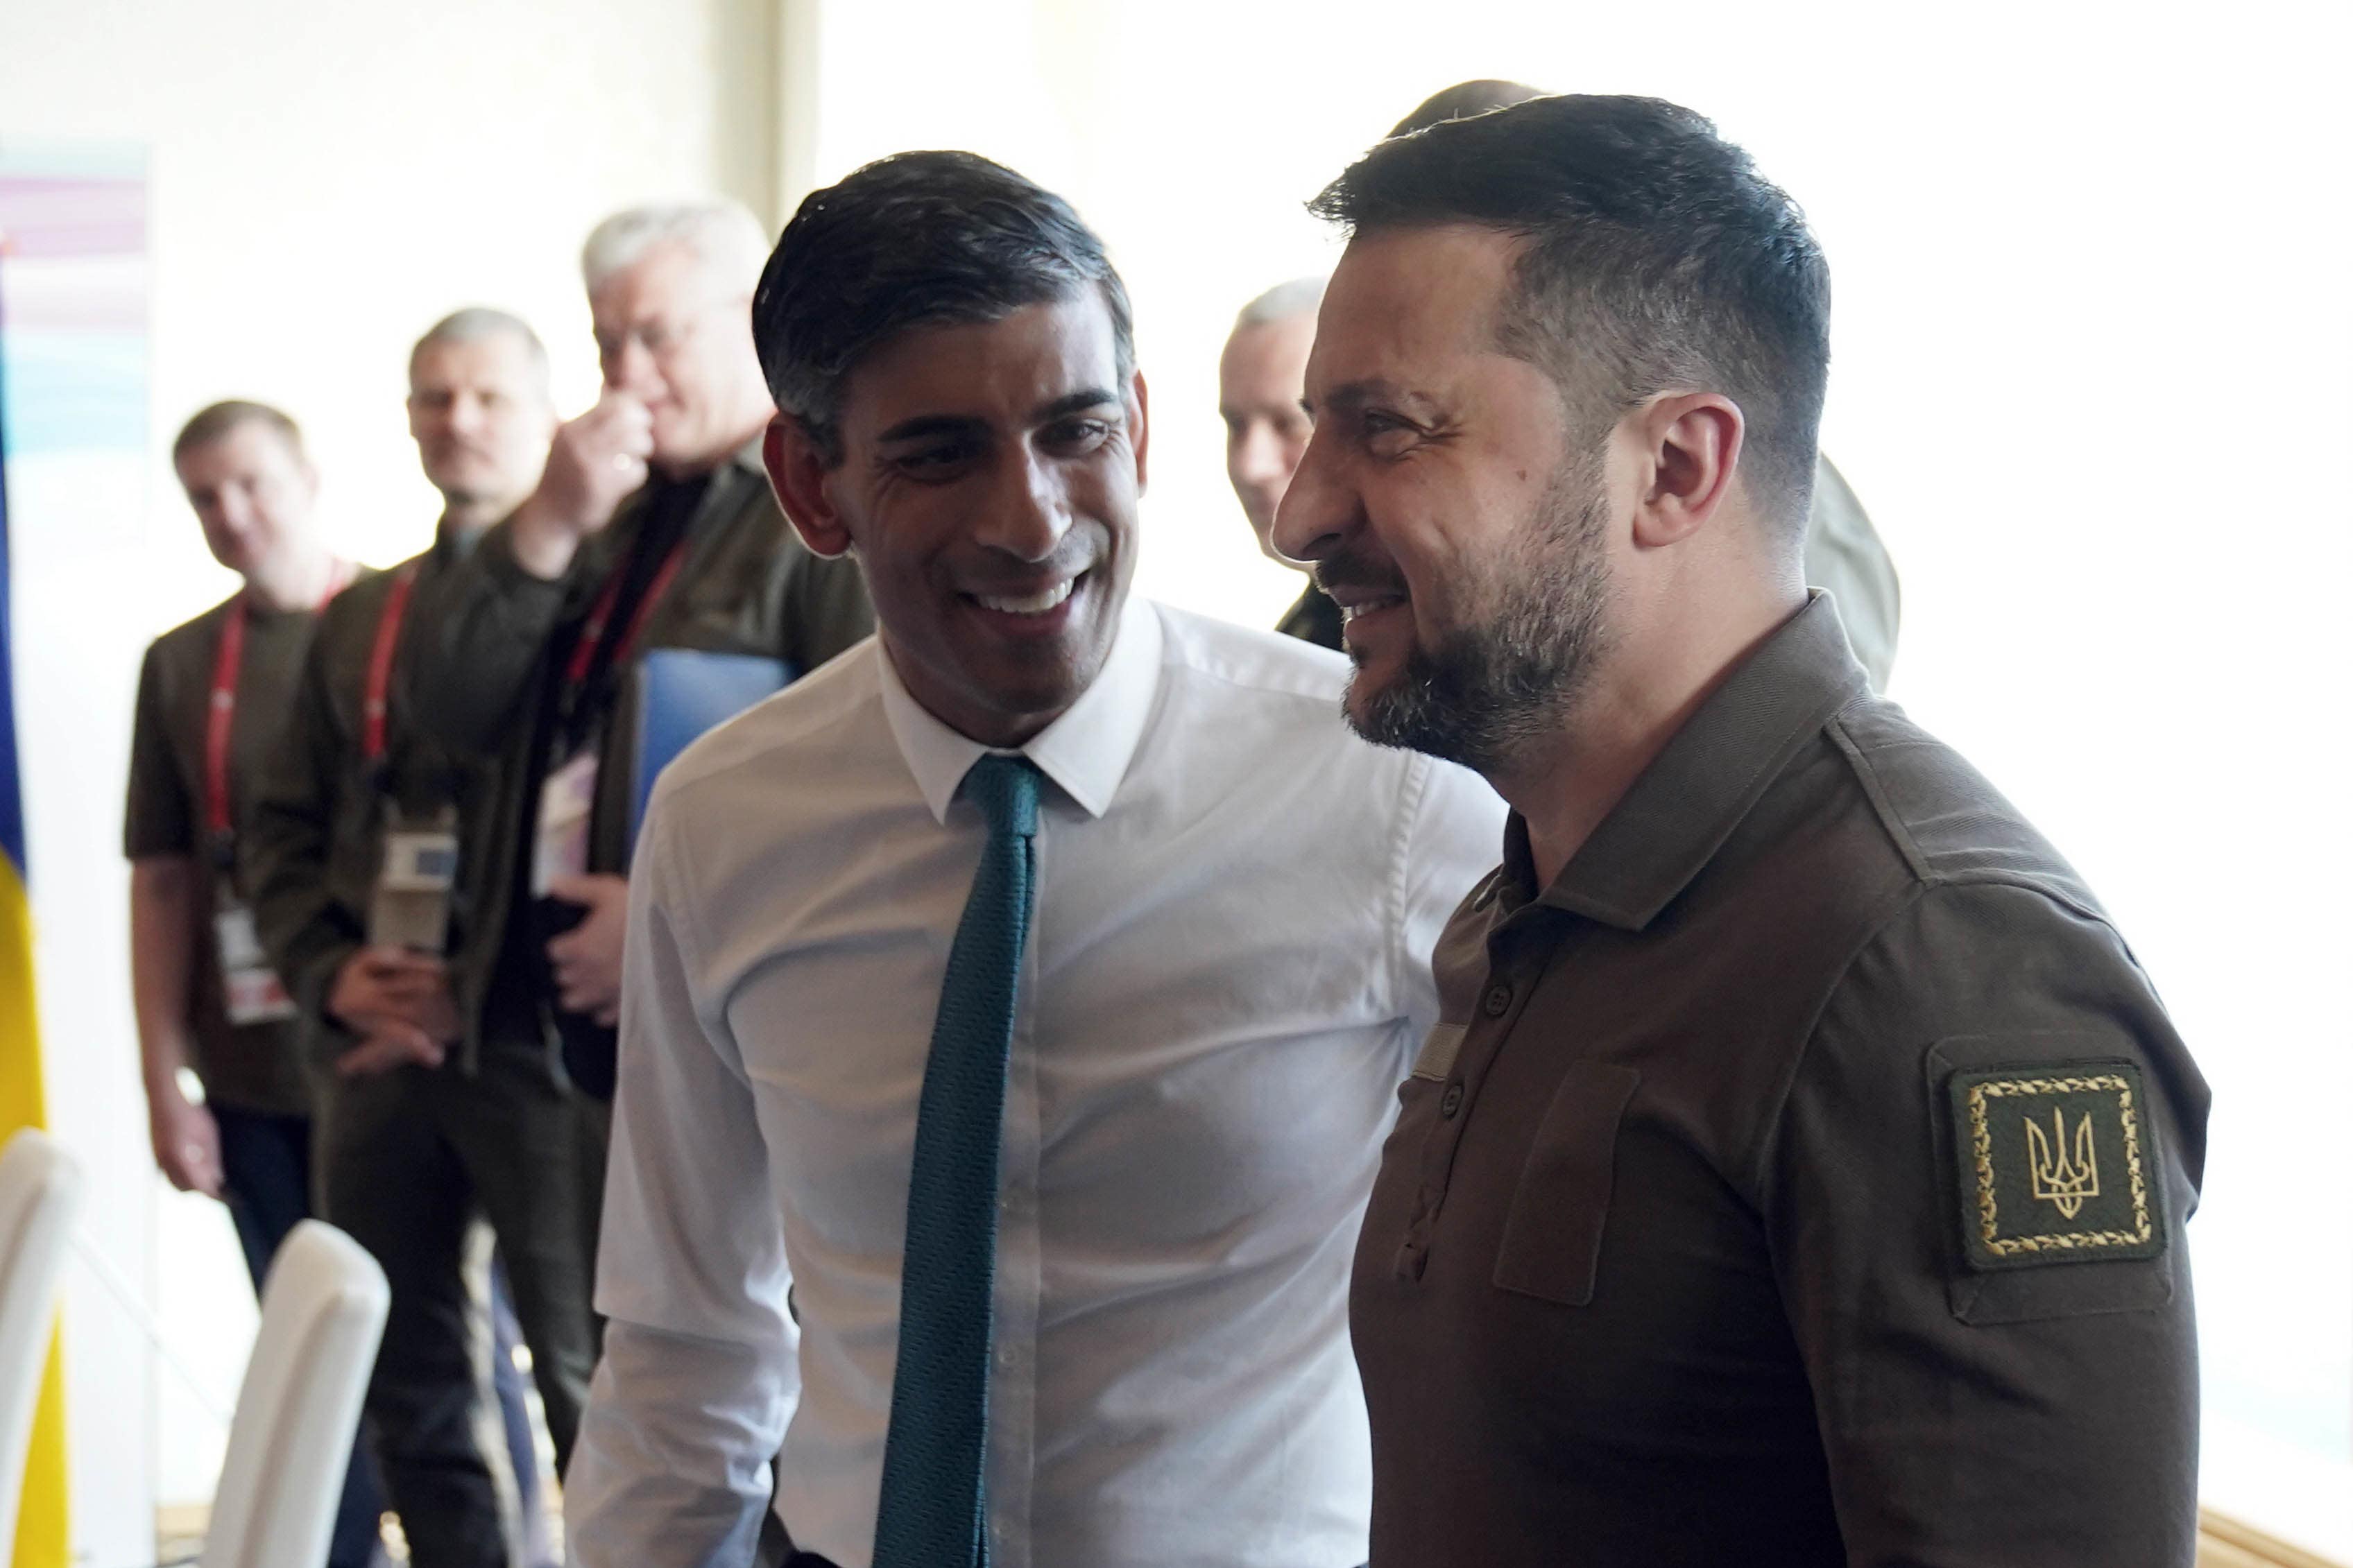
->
xmin=247 ymin=309 xmax=569 ymax=1567
xmin=410 ymin=198 xmax=873 ymax=1118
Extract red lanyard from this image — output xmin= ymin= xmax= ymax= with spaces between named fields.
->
xmin=561 ymin=535 xmax=690 ymax=691
xmin=205 ymin=560 xmax=356 ymax=842
xmin=362 ymin=562 xmax=421 ymax=766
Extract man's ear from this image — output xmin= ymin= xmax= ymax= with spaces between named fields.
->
xmin=1629 ymin=391 xmax=1742 ymax=551
xmin=764 ymin=415 xmax=853 ymax=559
xmin=1127 ymin=369 xmax=1150 ymax=496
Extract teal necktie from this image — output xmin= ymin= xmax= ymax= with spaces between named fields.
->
xmin=872 ymin=753 xmax=1041 ymax=1568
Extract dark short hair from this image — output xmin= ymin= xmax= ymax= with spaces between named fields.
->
xmin=1313 ymin=94 xmax=1830 ymax=534
xmin=171 ymin=399 xmax=305 ymax=467
xmin=1389 ymin=78 xmax=1546 ymax=139
xmin=752 ymin=150 xmax=1135 ymax=465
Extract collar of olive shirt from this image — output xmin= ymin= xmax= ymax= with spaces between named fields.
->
xmin=1496 ymin=589 xmax=1870 ymax=932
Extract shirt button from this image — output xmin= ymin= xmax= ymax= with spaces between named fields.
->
xmin=1482 ymin=983 xmax=1514 ymax=1017
xmin=1439 ymin=1083 xmax=1464 ymax=1119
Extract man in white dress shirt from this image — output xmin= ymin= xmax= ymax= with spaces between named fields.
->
xmin=564 ymin=150 xmax=1503 ymax=1568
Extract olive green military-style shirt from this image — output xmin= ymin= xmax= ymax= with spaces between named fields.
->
xmin=124 ymin=592 xmax=323 ymax=1115
xmin=243 ymin=524 xmax=490 ymax=1065
xmin=406 ymin=442 xmax=873 ymax=1067
xmin=1352 ymin=592 xmax=2207 ymax=1567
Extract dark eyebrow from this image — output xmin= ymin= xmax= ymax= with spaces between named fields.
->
xmin=875 ymin=413 xmax=989 ymax=445
xmin=875 ymin=388 xmax=1120 ymax=446
xmin=1036 ymin=388 xmax=1121 ymax=422
xmin=1312 ymin=378 xmax=1431 ymax=419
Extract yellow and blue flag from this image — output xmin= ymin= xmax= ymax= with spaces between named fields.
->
xmin=0 ymin=227 xmax=71 ymax=1568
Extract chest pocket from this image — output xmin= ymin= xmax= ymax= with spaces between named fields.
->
xmin=1492 ymin=1060 xmax=1641 ymax=1306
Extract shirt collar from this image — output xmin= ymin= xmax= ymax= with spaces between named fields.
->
xmin=878 ymin=594 xmax=1164 ymax=825
xmin=433 ymin=513 xmax=488 ymax=564
xmin=1523 ymin=590 xmax=1869 ymax=931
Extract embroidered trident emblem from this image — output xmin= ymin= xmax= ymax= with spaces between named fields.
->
xmin=2024 ymin=1108 xmax=2100 ymax=1219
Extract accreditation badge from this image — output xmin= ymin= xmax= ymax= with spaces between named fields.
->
xmin=531 ymin=750 xmax=599 ymax=897
xmin=214 ymin=900 xmax=298 ymax=1025
xmin=369 ymin=807 xmax=459 ymax=954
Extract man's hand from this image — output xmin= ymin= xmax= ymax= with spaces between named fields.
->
xmin=511 ymin=391 xmax=653 ymax=579
xmin=328 ymin=947 xmax=459 ymax=1076
xmin=545 ymin=872 xmax=630 ymax=1026
xmin=146 ymin=1084 xmax=224 ymax=1200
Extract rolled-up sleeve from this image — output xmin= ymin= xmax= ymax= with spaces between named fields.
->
xmin=566 ymin=783 xmax=801 ymax=1567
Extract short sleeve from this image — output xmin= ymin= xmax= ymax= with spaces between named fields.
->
xmin=125 ymin=638 xmax=196 ymax=860
xmin=1763 ymin=879 xmax=2208 ymax=1566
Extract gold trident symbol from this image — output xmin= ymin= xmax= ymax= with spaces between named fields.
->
xmin=2025 ymin=1108 xmax=2100 ymax=1219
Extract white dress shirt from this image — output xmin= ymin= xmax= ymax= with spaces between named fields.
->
xmin=566 ymin=596 xmax=1504 ymax=1568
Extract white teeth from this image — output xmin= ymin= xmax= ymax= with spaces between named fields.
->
xmin=975 ymin=578 xmax=1076 ymax=615
xmin=1342 ymin=596 xmax=1403 ymax=623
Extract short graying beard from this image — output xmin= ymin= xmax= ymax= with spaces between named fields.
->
xmin=1345 ymin=458 xmax=1614 ymax=775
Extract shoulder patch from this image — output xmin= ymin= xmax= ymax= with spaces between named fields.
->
xmin=1948 ymin=1060 xmax=2166 ymax=1271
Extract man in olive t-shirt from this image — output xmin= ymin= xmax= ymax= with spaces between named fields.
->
xmin=126 ymin=399 xmax=385 ymax=1568
xmin=1279 ymin=97 xmax=2205 ymax=1566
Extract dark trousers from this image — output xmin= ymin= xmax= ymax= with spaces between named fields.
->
xmin=314 ymin=1040 xmax=606 ymax=1568
xmin=214 ymin=1103 xmax=387 ymax=1568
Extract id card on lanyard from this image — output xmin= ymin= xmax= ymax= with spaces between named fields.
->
xmin=359 ymin=563 xmax=461 ymax=953
xmin=205 ymin=571 xmax=350 ymax=1024
xmin=529 ymin=535 xmax=688 ymax=897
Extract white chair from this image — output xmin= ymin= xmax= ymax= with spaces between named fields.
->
xmin=0 ymin=1126 xmax=82 ymax=1558
xmin=200 ymin=1218 xmax=388 ymax=1568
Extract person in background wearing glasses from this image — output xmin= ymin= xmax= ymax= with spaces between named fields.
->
xmin=405 ymin=199 xmax=873 ymax=1132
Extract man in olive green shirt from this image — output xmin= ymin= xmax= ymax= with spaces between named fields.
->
xmin=409 ymin=200 xmax=873 ymax=1103
xmin=125 ymin=399 xmax=383 ymax=1568
xmin=1279 ymin=94 xmax=2203 ymax=1566
xmin=246 ymin=311 xmax=575 ymax=1568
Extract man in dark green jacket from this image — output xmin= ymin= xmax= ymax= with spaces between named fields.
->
xmin=407 ymin=200 xmax=873 ymax=1107
xmin=247 ymin=310 xmax=576 ymax=1568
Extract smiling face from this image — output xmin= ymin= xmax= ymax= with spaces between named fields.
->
xmin=1273 ymin=224 xmax=1618 ymax=772
xmin=767 ymin=292 xmax=1147 ymax=747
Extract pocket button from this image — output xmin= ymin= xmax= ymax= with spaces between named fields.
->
xmin=1482 ymin=983 xmax=1514 ymax=1017
xmin=1439 ymin=1083 xmax=1465 ymax=1119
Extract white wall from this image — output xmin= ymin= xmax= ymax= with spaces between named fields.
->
xmin=792 ymin=0 xmax=2353 ymax=1556
xmin=0 ymin=1 xmax=778 ymax=1556
xmin=6 ymin=0 xmax=2349 ymax=1558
